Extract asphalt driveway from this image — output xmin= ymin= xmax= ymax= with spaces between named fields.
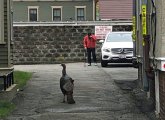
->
xmin=4 ymin=63 xmax=156 ymax=120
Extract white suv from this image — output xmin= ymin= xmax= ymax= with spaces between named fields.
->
xmin=100 ymin=31 xmax=133 ymax=67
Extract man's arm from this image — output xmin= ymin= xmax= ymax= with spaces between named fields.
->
xmin=83 ymin=36 xmax=87 ymax=49
xmin=91 ymin=35 xmax=97 ymax=41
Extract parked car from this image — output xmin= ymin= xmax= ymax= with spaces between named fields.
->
xmin=100 ymin=31 xmax=133 ymax=67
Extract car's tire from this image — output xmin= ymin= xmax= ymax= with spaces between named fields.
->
xmin=101 ymin=60 xmax=108 ymax=67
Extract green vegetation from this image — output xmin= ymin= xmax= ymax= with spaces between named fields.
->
xmin=0 ymin=101 xmax=15 ymax=118
xmin=0 ymin=70 xmax=32 ymax=118
xmin=14 ymin=71 xmax=32 ymax=89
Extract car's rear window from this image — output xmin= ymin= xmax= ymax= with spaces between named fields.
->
xmin=106 ymin=33 xmax=132 ymax=42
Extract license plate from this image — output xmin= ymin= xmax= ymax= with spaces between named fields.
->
xmin=119 ymin=55 xmax=126 ymax=58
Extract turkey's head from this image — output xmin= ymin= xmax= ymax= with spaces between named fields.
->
xmin=61 ymin=63 xmax=66 ymax=68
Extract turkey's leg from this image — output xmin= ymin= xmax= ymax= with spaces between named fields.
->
xmin=62 ymin=95 xmax=66 ymax=103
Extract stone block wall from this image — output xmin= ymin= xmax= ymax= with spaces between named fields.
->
xmin=13 ymin=25 xmax=132 ymax=64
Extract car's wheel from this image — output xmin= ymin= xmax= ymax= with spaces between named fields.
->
xmin=101 ymin=60 xmax=108 ymax=67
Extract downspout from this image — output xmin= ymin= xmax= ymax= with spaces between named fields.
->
xmin=93 ymin=0 xmax=95 ymax=21
xmin=0 ymin=0 xmax=4 ymax=44
xmin=7 ymin=0 xmax=11 ymax=67
xmin=7 ymin=0 xmax=13 ymax=68
xmin=150 ymin=0 xmax=160 ymax=115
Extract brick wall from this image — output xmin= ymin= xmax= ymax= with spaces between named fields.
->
xmin=159 ymin=71 xmax=165 ymax=120
xmin=13 ymin=25 xmax=132 ymax=64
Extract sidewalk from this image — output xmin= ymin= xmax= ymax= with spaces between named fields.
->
xmin=5 ymin=63 xmax=157 ymax=120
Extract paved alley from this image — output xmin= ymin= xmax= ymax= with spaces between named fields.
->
xmin=4 ymin=63 xmax=156 ymax=120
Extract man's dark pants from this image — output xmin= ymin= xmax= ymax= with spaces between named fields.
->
xmin=87 ymin=48 xmax=96 ymax=64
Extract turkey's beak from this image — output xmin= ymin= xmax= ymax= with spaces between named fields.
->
xmin=71 ymin=80 xmax=74 ymax=83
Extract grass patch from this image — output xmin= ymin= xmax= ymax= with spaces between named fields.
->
xmin=0 ymin=70 xmax=32 ymax=118
xmin=0 ymin=101 xmax=15 ymax=118
xmin=14 ymin=71 xmax=32 ymax=89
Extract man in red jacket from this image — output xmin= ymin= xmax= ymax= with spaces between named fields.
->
xmin=83 ymin=32 xmax=97 ymax=66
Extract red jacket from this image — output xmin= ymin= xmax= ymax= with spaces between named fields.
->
xmin=83 ymin=34 xmax=97 ymax=48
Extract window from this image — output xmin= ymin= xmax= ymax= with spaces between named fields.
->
xmin=28 ymin=6 xmax=39 ymax=22
xmin=0 ymin=0 xmax=4 ymax=43
xmin=75 ymin=6 xmax=86 ymax=21
xmin=52 ymin=6 xmax=62 ymax=21
xmin=77 ymin=8 xmax=84 ymax=21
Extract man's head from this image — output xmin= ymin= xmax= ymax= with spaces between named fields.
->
xmin=88 ymin=33 xmax=91 ymax=37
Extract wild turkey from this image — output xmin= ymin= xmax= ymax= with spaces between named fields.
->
xmin=60 ymin=63 xmax=75 ymax=104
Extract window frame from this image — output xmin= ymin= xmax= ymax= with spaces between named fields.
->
xmin=0 ymin=0 xmax=4 ymax=44
xmin=75 ymin=6 xmax=86 ymax=21
xmin=51 ymin=6 xmax=62 ymax=21
xmin=28 ymin=6 xmax=39 ymax=22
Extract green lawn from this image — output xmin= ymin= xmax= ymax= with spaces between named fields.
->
xmin=0 ymin=101 xmax=15 ymax=118
xmin=0 ymin=70 xmax=32 ymax=118
xmin=14 ymin=71 xmax=32 ymax=89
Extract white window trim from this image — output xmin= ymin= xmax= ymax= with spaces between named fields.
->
xmin=51 ymin=6 xmax=63 ymax=21
xmin=28 ymin=6 xmax=39 ymax=22
xmin=0 ymin=0 xmax=5 ymax=44
xmin=75 ymin=6 xmax=86 ymax=21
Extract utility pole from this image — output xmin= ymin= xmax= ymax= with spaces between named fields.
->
xmin=141 ymin=0 xmax=149 ymax=91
